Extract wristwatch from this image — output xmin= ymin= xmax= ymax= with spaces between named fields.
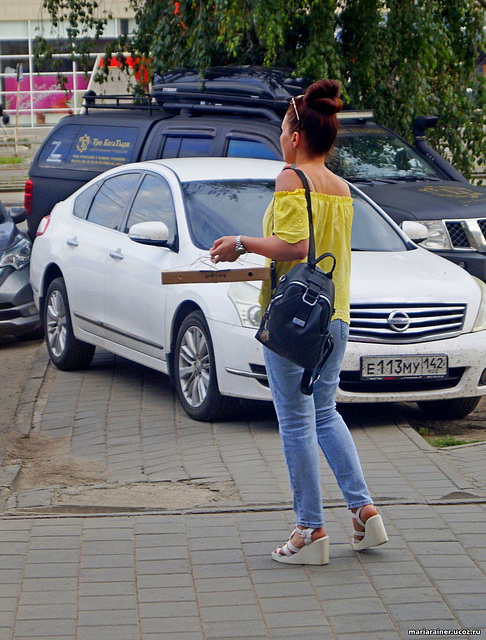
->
xmin=235 ymin=235 xmax=247 ymax=255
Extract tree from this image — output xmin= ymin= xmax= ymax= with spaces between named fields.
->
xmin=37 ymin=0 xmax=486 ymax=178
xmin=339 ymin=1 xmax=486 ymax=177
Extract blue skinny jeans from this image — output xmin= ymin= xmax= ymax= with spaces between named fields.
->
xmin=264 ymin=319 xmax=373 ymax=529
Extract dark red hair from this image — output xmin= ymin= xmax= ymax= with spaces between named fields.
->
xmin=286 ymin=79 xmax=343 ymax=156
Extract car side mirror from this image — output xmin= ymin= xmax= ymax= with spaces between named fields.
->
xmin=401 ymin=221 xmax=430 ymax=243
xmin=9 ymin=206 xmax=27 ymax=225
xmin=129 ymin=221 xmax=170 ymax=246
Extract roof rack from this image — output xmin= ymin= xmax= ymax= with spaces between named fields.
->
xmin=80 ymin=89 xmax=374 ymax=125
xmin=155 ymin=90 xmax=374 ymax=123
xmin=82 ymin=91 xmax=162 ymax=115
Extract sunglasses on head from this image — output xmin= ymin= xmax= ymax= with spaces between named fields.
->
xmin=290 ymin=94 xmax=304 ymax=129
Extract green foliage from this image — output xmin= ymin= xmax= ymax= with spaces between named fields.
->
xmin=35 ymin=0 xmax=111 ymax=88
xmin=0 ymin=156 xmax=22 ymax=164
xmin=426 ymin=435 xmax=482 ymax=447
xmin=37 ymin=0 xmax=486 ymax=177
xmin=339 ymin=0 xmax=486 ymax=178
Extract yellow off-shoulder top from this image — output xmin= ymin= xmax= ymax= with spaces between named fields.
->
xmin=258 ymin=189 xmax=354 ymax=324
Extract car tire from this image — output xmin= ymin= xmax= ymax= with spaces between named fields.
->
xmin=174 ymin=310 xmax=235 ymax=421
xmin=417 ymin=397 xmax=481 ymax=420
xmin=44 ymin=277 xmax=95 ymax=371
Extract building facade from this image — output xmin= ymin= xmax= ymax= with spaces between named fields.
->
xmin=0 ymin=0 xmax=134 ymax=127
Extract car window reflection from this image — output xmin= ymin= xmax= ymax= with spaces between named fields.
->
xmin=125 ymin=173 xmax=178 ymax=247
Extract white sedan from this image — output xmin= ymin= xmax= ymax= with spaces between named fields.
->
xmin=30 ymin=158 xmax=486 ymax=421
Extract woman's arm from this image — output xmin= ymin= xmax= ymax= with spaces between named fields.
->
xmin=209 ymin=234 xmax=308 ymax=264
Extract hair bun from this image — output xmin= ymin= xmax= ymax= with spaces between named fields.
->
xmin=303 ymin=79 xmax=343 ymax=116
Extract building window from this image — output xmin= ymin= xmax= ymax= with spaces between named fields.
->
xmin=0 ymin=19 xmax=132 ymax=127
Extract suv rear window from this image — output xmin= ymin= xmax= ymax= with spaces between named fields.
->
xmin=226 ymin=138 xmax=280 ymax=160
xmin=38 ymin=125 xmax=139 ymax=171
xmin=162 ymin=135 xmax=213 ymax=158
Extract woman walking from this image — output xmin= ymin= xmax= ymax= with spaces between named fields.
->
xmin=210 ymin=79 xmax=388 ymax=565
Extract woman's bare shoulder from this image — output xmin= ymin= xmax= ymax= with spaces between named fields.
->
xmin=275 ymin=168 xmax=303 ymax=192
xmin=320 ymin=170 xmax=351 ymax=197
xmin=330 ymin=176 xmax=351 ymax=197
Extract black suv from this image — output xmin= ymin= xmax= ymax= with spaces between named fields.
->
xmin=26 ymin=66 xmax=486 ymax=281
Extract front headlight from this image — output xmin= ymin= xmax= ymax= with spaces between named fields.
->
xmin=473 ymin=277 xmax=486 ymax=332
xmin=228 ymin=282 xmax=261 ymax=328
xmin=0 ymin=235 xmax=31 ymax=270
xmin=409 ymin=220 xmax=453 ymax=250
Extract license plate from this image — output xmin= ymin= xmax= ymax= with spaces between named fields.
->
xmin=360 ymin=355 xmax=448 ymax=380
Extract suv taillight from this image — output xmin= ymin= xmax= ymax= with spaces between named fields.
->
xmin=36 ymin=215 xmax=51 ymax=236
xmin=24 ymin=179 xmax=33 ymax=215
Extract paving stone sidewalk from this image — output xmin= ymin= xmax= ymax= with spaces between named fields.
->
xmin=1 ymin=347 xmax=485 ymax=639
xmin=437 ymin=442 xmax=486 ymax=492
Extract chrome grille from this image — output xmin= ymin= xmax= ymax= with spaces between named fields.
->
xmin=444 ymin=218 xmax=486 ymax=251
xmin=445 ymin=221 xmax=470 ymax=248
xmin=478 ymin=219 xmax=486 ymax=239
xmin=349 ymin=302 xmax=467 ymax=343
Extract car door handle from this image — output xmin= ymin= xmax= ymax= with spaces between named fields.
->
xmin=66 ymin=237 xmax=79 ymax=247
xmin=109 ymin=249 xmax=124 ymax=260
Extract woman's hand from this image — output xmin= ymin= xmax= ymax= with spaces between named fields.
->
xmin=209 ymin=236 xmax=239 ymax=263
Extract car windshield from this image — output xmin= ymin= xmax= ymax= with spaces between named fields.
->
xmin=328 ymin=129 xmax=441 ymax=181
xmin=182 ymin=180 xmax=409 ymax=252
xmin=350 ymin=192 xmax=409 ymax=251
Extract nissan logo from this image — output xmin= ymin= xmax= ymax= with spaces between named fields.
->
xmin=387 ymin=310 xmax=411 ymax=332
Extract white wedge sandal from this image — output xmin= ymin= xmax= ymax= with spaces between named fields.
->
xmin=272 ymin=526 xmax=329 ymax=565
xmin=352 ymin=506 xmax=389 ymax=551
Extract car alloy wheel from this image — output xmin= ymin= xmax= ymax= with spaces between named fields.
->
xmin=44 ymin=277 xmax=95 ymax=371
xmin=178 ymin=324 xmax=210 ymax=408
xmin=46 ymin=288 xmax=68 ymax=358
xmin=174 ymin=310 xmax=235 ymax=421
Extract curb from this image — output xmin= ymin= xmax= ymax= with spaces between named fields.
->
xmin=0 ymin=464 xmax=22 ymax=489
xmin=396 ymin=419 xmax=483 ymax=494
xmin=0 ymin=340 xmax=48 ymax=501
xmin=13 ymin=341 xmax=49 ymax=438
xmin=3 ymin=494 xmax=486 ymax=520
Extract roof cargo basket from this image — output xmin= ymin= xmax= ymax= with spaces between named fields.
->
xmin=152 ymin=67 xmax=374 ymax=123
xmin=152 ymin=66 xmax=311 ymax=118
xmin=153 ymin=66 xmax=310 ymax=98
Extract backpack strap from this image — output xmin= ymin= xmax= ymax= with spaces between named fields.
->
xmin=300 ymin=335 xmax=334 ymax=395
xmin=282 ymin=166 xmax=315 ymax=264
